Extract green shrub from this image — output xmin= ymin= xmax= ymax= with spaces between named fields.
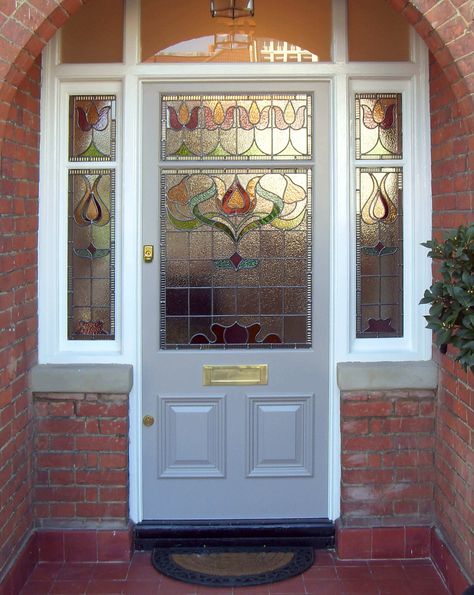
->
xmin=420 ymin=224 xmax=474 ymax=372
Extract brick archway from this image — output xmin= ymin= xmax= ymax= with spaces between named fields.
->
xmin=0 ymin=0 xmax=473 ymax=150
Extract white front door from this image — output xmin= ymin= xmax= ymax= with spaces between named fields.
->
xmin=142 ymin=81 xmax=330 ymax=520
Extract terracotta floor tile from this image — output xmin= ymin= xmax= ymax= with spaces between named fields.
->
xmin=159 ymin=576 xmax=199 ymax=594
xmin=28 ymin=562 xmax=63 ymax=581
xmin=21 ymin=551 xmax=454 ymax=595
xmin=268 ymin=575 xmax=306 ymax=594
xmin=376 ymin=582 xmax=415 ymax=595
xmin=20 ymin=580 xmax=54 ymax=594
xmin=338 ymin=578 xmax=379 ymax=594
xmin=312 ymin=551 xmax=336 ymax=565
xmin=369 ymin=564 xmax=407 ymax=579
xmin=127 ymin=562 xmax=162 ymax=581
xmin=303 ymin=579 xmax=342 ymax=594
xmin=233 ymin=587 xmax=271 ymax=595
xmin=49 ymin=579 xmax=91 ymax=594
xmin=335 ymin=565 xmax=373 ymax=580
xmin=92 ymin=562 xmax=130 ymax=580
xmin=303 ymin=564 xmax=338 ymax=579
xmin=57 ymin=563 xmax=96 ymax=580
xmin=122 ymin=579 xmax=164 ymax=594
xmin=403 ymin=578 xmax=450 ymax=594
xmin=86 ymin=579 xmax=125 ymax=594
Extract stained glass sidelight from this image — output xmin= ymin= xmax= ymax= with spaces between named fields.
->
xmin=355 ymin=93 xmax=402 ymax=160
xmin=161 ymin=168 xmax=312 ymax=349
xmin=162 ymin=94 xmax=312 ymax=160
xmin=356 ymin=167 xmax=403 ymax=338
xmin=69 ymin=95 xmax=116 ymax=161
xmin=68 ymin=169 xmax=115 ymax=340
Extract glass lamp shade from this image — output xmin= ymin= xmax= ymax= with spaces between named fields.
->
xmin=210 ymin=0 xmax=254 ymax=18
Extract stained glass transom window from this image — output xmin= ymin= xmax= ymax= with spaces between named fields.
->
xmin=355 ymin=93 xmax=402 ymax=160
xmin=162 ymin=94 xmax=312 ymax=160
xmin=69 ymin=95 xmax=116 ymax=161
xmin=68 ymin=169 xmax=115 ymax=340
xmin=356 ymin=167 xmax=403 ymax=337
xmin=160 ymin=168 xmax=312 ymax=349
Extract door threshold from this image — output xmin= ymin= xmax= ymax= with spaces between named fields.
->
xmin=134 ymin=518 xmax=335 ymax=550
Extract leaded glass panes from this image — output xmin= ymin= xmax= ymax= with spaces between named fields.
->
xmin=355 ymin=93 xmax=402 ymax=160
xmin=69 ymin=95 xmax=116 ymax=161
xmin=162 ymin=94 xmax=312 ymax=160
xmin=68 ymin=169 xmax=115 ymax=340
xmin=160 ymin=168 xmax=312 ymax=349
xmin=356 ymin=167 xmax=403 ymax=337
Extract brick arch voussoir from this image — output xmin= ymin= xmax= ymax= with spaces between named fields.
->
xmin=0 ymin=0 xmax=88 ymax=155
xmin=388 ymin=0 xmax=474 ymax=133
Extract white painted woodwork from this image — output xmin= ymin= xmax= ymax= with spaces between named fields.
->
xmin=37 ymin=0 xmax=432 ymax=522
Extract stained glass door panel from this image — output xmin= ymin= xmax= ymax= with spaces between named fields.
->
xmin=161 ymin=168 xmax=312 ymax=349
xmin=142 ymin=83 xmax=330 ymax=521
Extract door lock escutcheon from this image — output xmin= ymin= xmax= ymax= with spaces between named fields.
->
xmin=143 ymin=245 xmax=154 ymax=263
xmin=143 ymin=415 xmax=155 ymax=427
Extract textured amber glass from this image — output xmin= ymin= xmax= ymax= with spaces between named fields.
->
xmin=355 ymin=93 xmax=402 ymax=160
xmin=61 ymin=0 xmax=124 ymax=63
xmin=348 ymin=0 xmax=410 ymax=62
xmin=161 ymin=168 xmax=312 ymax=349
xmin=69 ymin=96 xmax=116 ymax=161
xmin=356 ymin=167 xmax=403 ymax=338
xmin=68 ymin=170 xmax=115 ymax=340
xmin=162 ymin=94 xmax=312 ymax=161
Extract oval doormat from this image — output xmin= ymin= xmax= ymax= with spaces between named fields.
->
xmin=151 ymin=546 xmax=314 ymax=587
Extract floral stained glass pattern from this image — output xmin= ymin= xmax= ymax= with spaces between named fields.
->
xmin=355 ymin=93 xmax=402 ymax=160
xmin=162 ymin=94 xmax=312 ymax=160
xmin=161 ymin=169 xmax=312 ymax=349
xmin=68 ymin=169 xmax=115 ymax=340
xmin=356 ymin=168 xmax=403 ymax=338
xmin=69 ymin=95 xmax=116 ymax=161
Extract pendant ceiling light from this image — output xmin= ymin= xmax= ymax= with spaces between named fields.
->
xmin=210 ymin=0 xmax=254 ymax=19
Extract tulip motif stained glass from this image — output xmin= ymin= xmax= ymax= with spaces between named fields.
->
xmin=68 ymin=169 xmax=115 ymax=340
xmin=161 ymin=169 xmax=312 ymax=349
xmin=69 ymin=95 xmax=116 ymax=161
xmin=356 ymin=167 xmax=403 ymax=338
xmin=162 ymin=94 xmax=312 ymax=160
xmin=355 ymin=93 xmax=402 ymax=159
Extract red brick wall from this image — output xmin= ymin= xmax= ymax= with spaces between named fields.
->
xmin=0 ymin=61 xmax=40 ymax=576
xmin=429 ymin=52 xmax=474 ymax=579
xmin=341 ymin=390 xmax=436 ymax=527
xmin=34 ymin=393 xmax=129 ymax=525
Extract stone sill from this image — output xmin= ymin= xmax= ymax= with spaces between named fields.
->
xmin=31 ymin=364 xmax=133 ymax=394
xmin=337 ymin=361 xmax=438 ymax=391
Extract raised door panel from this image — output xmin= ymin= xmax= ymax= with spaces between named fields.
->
xmin=159 ymin=396 xmax=226 ymax=478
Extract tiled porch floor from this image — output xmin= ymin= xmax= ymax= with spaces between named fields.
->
xmin=20 ymin=551 xmax=451 ymax=595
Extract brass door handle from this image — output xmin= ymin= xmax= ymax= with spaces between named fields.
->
xmin=143 ymin=415 xmax=155 ymax=427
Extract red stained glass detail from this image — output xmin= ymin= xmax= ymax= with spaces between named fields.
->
xmin=364 ymin=318 xmax=395 ymax=333
xmin=76 ymin=104 xmax=111 ymax=132
xmin=229 ymin=252 xmax=243 ymax=269
xmin=379 ymin=104 xmax=395 ymax=130
xmin=221 ymin=181 xmax=255 ymax=215
xmin=168 ymin=106 xmax=200 ymax=130
xmin=76 ymin=320 xmax=106 ymax=335
xmin=190 ymin=322 xmax=282 ymax=345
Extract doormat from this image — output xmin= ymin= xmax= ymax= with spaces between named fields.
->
xmin=151 ymin=546 xmax=314 ymax=588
